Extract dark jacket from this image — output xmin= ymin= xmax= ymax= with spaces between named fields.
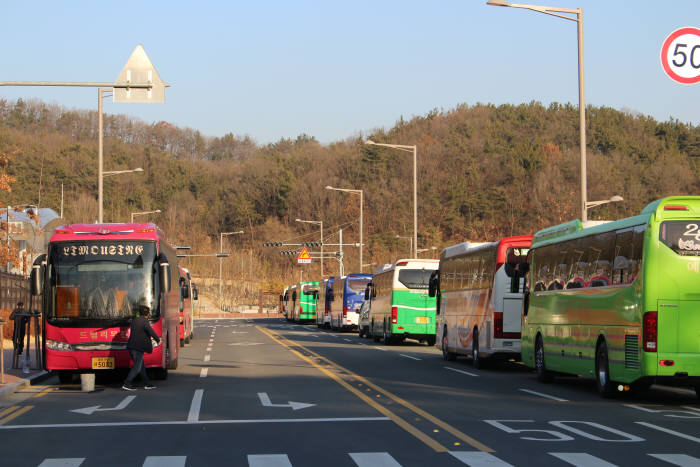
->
xmin=127 ymin=316 xmax=160 ymax=353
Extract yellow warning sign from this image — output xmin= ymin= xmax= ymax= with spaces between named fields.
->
xmin=297 ymin=247 xmax=312 ymax=264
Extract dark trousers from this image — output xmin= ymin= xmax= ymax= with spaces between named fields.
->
xmin=125 ymin=350 xmax=151 ymax=385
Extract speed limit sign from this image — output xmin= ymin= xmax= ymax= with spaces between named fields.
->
xmin=661 ymin=27 xmax=700 ymax=84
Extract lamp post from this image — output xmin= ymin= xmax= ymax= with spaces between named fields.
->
xmin=219 ymin=230 xmax=244 ymax=308
xmin=365 ymin=140 xmax=417 ymax=257
xmin=487 ymin=0 xmax=588 ymax=222
xmin=295 ymin=218 xmax=324 ymax=277
xmin=395 ymin=235 xmax=413 ymax=258
xmin=131 ymin=209 xmax=161 ymax=223
xmin=585 ymin=195 xmax=623 ymax=218
xmin=326 ymin=186 xmax=363 ymax=272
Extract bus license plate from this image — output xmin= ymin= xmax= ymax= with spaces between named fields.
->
xmin=415 ymin=317 xmax=429 ymax=324
xmin=92 ymin=357 xmax=115 ymax=369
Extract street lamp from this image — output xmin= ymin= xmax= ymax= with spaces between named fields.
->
xmin=131 ymin=209 xmax=161 ymax=223
xmin=487 ymin=0 xmax=588 ymax=222
xmin=219 ymin=230 xmax=244 ymax=308
xmin=326 ymin=185 xmax=364 ymax=273
xmin=295 ymin=218 xmax=324 ymax=277
xmin=585 ymin=195 xmax=623 ymax=217
xmin=365 ymin=140 xmax=418 ymax=257
xmin=395 ymin=235 xmax=413 ymax=258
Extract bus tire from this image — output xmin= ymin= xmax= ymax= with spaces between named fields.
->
xmin=442 ymin=329 xmax=456 ymax=361
xmin=372 ymin=321 xmax=381 ymax=342
xmin=426 ymin=336 xmax=436 ymax=347
xmin=383 ymin=323 xmax=394 ymax=345
xmin=472 ymin=329 xmax=482 ymax=369
xmin=595 ymin=339 xmax=616 ymax=397
xmin=695 ymin=385 xmax=700 ymax=400
xmin=58 ymin=371 xmax=74 ymax=384
xmin=152 ymin=367 xmax=168 ymax=380
xmin=180 ymin=338 xmax=185 ymax=347
xmin=535 ymin=334 xmax=552 ymax=383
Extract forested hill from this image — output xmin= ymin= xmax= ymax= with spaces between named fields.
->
xmin=1 ymin=97 xmax=699 ymax=285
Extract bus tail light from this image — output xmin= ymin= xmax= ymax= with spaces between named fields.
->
xmin=494 ymin=312 xmax=503 ymax=338
xmin=343 ymin=307 xmax=347 ymax=318
xmin=643 ymin=311 xmax=658 ymax=352
xmin=299 ymin=306 xmax=303 ymax=314
xmin=664 ymin=205 xmax=688 ymax=211
xmin=391 ymin=306 xmax=398 ymax=324
xmin=660 ymin=360 xmax=675 ymax=367
xmin=396 ymin=261 xmax=408 ymax=266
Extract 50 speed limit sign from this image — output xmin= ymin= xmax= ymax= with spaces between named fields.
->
xmin=661 ymin=27 xmax=700 ymax=84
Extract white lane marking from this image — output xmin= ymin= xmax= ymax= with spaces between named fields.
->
xmin=209 ymin=339 xmax=214 ymax=343
xmin=143 ymin=456 xmax=187 ymax=467
xmin=373 ymin=347 xmax=387 ymax=351
xmin=204 ymin=355 xmax=211 ymax=362
xmin=248 ymin=454 xmax=293 ymax=467
xmin=637 ymin=422 xmax=700 ymax=443
xmin=349 ymin=452 xmax=402 ymax=467
xmin=449 ymin=451 xmax=514 ymax=466
xmin=0 ymin=417 xmax=390 ymax=430
xmin=200 ymin=368 xmax=208 ymax=378
xmin=344 ymin=339 xmax=352 ymax=342
xmin=648 ymin=454 xmax=700 ymax=466
xmin=444 ymin=366 xmax=478 ymax=377
xmin=400 ymin=354 xmax=421 ymax=361
xmin=38 ymin=459 xmax=85 ymax=467
xmin=548 ymin=453 xmax=617 ymax=467
xmin=206 ymin=346 xmax=212 ymax=352
xmin=257 ymin=392 xmax=315 ymax=411
xmin=188 ymin=389 xmax=203 ymax=422
xmin=518 ymin=389 xmax=568 ymax=402
xmin=70 ymin=395 xmax=136 ymax=415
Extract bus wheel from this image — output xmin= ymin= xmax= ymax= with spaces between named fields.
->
xmin=58 ymin=371 xmax=74 ymax=384
xmin=535 ymin=335 xmax=552 ymax=383
xmin=180 ymin=338 xmax=185 ymax=347
xmin=472 ymin=329 xmax=482 ymax=369
xmin=358 ymin=326 xmax=364 ymax=338
xmin=152 ymin=367 xmax=168 ymax=380
xmin=595 ymin=340 xmax=615 ymax=397
xmin=426 ymin=336 xmax=436 ymax=347
xmin=695 ymin=385 xmax=700 ymax=399
xmin=442 ymin=330 xmax=456 ymax=361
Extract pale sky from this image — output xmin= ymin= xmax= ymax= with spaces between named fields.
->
xmin=2 ymin=1 xmax=699 ymax=144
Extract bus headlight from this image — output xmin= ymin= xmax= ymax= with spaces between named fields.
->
xmin=46 ymin=339 xmax=73 ymax=351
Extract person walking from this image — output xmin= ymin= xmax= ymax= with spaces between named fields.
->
xmin=122 ymin=305 xmax=160 ymax=391
xmin=10 ymin=301 xmax=28 ymax=355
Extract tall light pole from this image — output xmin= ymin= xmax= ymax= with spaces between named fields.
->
xmin=487 ymin=0 xmax=587 ymax=221
xmin=585 ymin=195 xmax=623 ymax=219
xmin=326 ymin=186 xmax=363 ymax=272
xmin=131 ymin=209 xmax=161 ymax=223
xmin=295 ymin=218 xmax=324 ymax=277
xmin=100 ymin=164 xmax=144 ymax=223
xmin=219 ymin=230 xmax=244 ymax=308
xmin=395 ymin=235 xmax=413 ymax=258
xmin=365 ymin=140 xmax=417 ymax=257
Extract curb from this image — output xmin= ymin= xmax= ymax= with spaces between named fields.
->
xmin=0 ymin=371 xmax=50 ymax=400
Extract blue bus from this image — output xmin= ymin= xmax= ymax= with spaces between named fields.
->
xmin=330 ymin=273 xmax=372 ymax=331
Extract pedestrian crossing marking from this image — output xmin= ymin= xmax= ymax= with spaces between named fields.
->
xmin=549 ymin=453 xmax=617 ymax=467
xmin=248 ymin=454 xmax=293 ymax=466
xmin=349 ymin=452 xmax=402 ymax=467
xmin=38 ymin=459 xmax=85 ymax=467
xmin=649 ymin=454 xmax=700 ymax=467
xmin=142 ymin=457 xmax=186 ymax=467
xmin=449 ymin=451 xmax=514 ymax=466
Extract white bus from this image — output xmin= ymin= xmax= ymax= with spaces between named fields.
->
xmin=329 ymin=274 xmax=372 ymax=331
xmin=432 ymin=236 xmax=532 ymax=368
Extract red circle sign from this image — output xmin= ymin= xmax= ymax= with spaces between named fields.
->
xmin=661 ymin=27 xmax=700 ymax=84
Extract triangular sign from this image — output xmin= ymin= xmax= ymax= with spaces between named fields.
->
xmin=297 ymin=247 xmax=311 ymax=260
xmin=113 ymin=45 xmax=169 ymax=103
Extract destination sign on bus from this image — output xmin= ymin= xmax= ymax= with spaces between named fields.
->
xmin=660 ymin=221 xmax=700 ymax=256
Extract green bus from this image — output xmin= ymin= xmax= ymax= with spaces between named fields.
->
xmin=290 ymin=281 xmax=319 ymax=323
xmin=523 ymin=196 xmax=700 ymax=397
xmin=368 ymin=259 xmax=439 ymax=345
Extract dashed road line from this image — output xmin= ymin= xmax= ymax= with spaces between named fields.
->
xmin=444 ymin=366 xmax=478 ymax=377
xmin=400 ymin=354 xmax=421 ymax=361
xmin=518 ymin=389 xmax=568 ymax=402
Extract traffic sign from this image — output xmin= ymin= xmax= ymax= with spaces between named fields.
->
xmin=661 ymin=27 xmax=700 ymax=84
xmin=114 ymin=45 xmax=169 ymax=102
xmin=297 ymin=247 xmax=312 ymax=264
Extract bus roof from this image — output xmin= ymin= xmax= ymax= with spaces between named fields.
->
xmin=531 ymin=196 xmax=700 ymax=249
xmin=374 ymin=259 xmax=439 ymax=275
xmin=50 ymin=222 xmax=165 ymax=243
xmin=441 ymin=241 xmax=491 ymax=259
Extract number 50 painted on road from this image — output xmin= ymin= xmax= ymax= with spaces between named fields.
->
xmin=661 ymin=27 xmax=700 ymax=84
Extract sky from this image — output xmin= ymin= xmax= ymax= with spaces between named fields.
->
xmin=1 ymin=1 xmax=699 ymax=144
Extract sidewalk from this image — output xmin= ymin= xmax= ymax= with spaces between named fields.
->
xmin=0 ymin=341 xmax=48 ymax=400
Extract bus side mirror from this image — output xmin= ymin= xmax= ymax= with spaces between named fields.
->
xmin=192 ymin=287 xmax=199 ymax=300
xmin=428 ymin=272 xmax=438 ymax=297
xmin=30 ymin=254 xmax=46 ymax=296
xmin=364 ymin=287 xmax=370 ymax=300
xmin=160 ymin=262 xmax=171 ymax=293
xmin=181 ymin=283 xmax=190 ymax=299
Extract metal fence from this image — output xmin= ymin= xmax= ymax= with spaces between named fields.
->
xmin=0 ymin=271 xmax=29 ymax=311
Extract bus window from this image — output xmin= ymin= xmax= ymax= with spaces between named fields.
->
xmin=347 ymin=277 xmax=371 ymax=294
xmin=398 ymin=269 xmax=432 ymax=289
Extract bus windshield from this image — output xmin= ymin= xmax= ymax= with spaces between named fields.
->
xmin=47 ymin=241 xmax=158 ymax=325
xmin=347 ymin=278 xmax=371 ymax=294
xmin=398 ymin=269 xmax=433 ymax=289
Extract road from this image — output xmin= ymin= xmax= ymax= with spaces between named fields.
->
xmin=0 ymin=317 xmax=699 ymax=466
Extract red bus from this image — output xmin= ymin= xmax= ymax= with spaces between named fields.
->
xmin=31 ymin=222 xmax=181 ymax=383
xmin=178 ymin=267 xmax=194 ymax=346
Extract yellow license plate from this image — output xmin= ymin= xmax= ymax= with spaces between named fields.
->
xmin=92 ymin=357 xmax=115 ymax=369
xmin=415 ymin=316 xmax=429 ymax=324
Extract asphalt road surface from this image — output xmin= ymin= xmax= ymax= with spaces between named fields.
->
xmin=0 ymin=317 xmax=699 ymax=466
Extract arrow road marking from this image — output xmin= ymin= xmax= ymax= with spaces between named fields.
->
xmin=70 ymin=396 xmax=136 ymax=415
xmin=257 ymin=392 xmax=315 ymax=411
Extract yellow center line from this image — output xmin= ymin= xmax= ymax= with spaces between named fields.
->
xmin=257 ymin=325 xmax=494 ymax=453
xmin=0 ymin=406 xmax=33 ymax=425
xmin=33 ymin=387 xmax=55 ymax=398
xmin=0 ymin=406 xmax=20 ymax=418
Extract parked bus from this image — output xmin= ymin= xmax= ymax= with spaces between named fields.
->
xmin=178 ymin=267 xmax=195 ymax=346
xmin=330 ymin=273 xmax=372 ymax=331
xmin=523 ymin=197 xmax=700 ymax=397
xmin=31 ymin=222 xmax=181 ymax=383
xmin=368 ymin=259 xmax=438 ymax=345
xmin=282 ymin=286 xmax=291 ymax=319
xmin=288 ymin=281 xmax=319 ymax=323
xmin=432 ymin=236 xmax=532 ymax=368
xmin=317 ymin=277 xmax=335 ymax=328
